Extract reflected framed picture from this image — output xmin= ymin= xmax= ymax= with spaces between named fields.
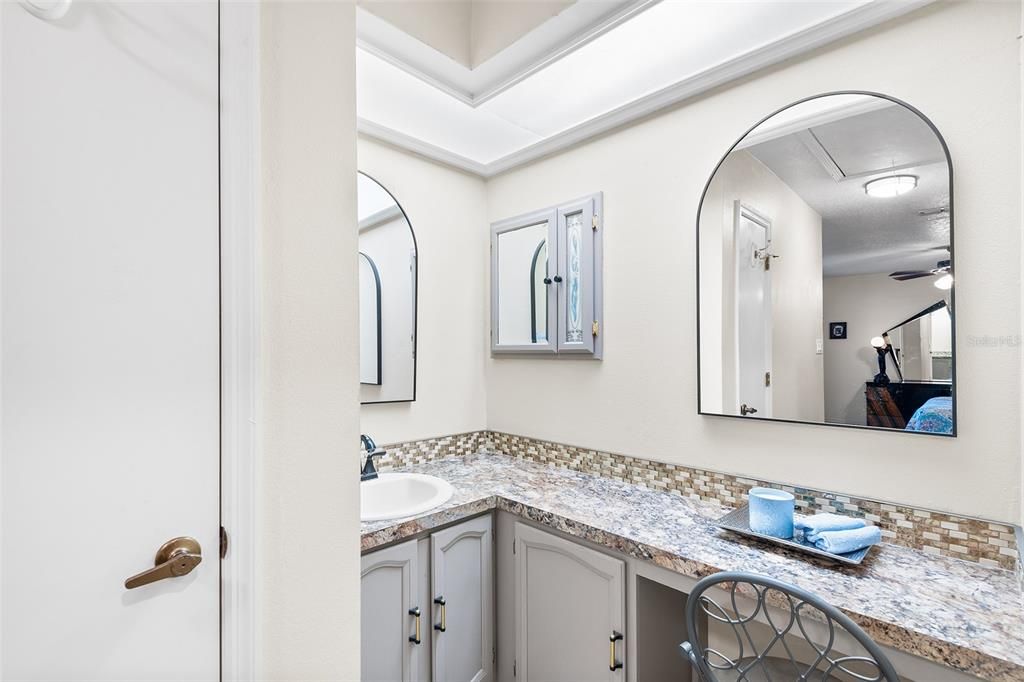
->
xmin=829 ymin=322 xmax=847 ymax=340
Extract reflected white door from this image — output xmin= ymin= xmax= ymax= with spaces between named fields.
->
xmin=734 ymin=204 xmax=772 ymax=418
xmin=1 ymin=1 xmax=220 ymax=678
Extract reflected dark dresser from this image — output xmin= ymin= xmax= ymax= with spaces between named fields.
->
xmin=865 ymin=381 xmax=953 ymax=428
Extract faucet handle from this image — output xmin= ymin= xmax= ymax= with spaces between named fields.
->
xmin=361 ymin=448 xmax=387 ymax=481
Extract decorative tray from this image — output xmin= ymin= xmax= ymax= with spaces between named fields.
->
xmin=716 ymin=505 xmax=872 ymax=566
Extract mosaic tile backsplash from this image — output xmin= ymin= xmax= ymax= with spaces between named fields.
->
xmin=371 ymin=430 xmax=1020 ymax=570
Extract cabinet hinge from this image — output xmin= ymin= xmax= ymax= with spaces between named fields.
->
xmin=765 ymin=371 xmax=771 ymax=387
xmin=592 ymin=320 xmax=600 ymax=337
xmin=220 ymin=526 xmax=228 ymax=559
xmin=514 ymin=660 xmax=517 ymax=677
xmin=592 ymin=214 xmax=599 ymax=230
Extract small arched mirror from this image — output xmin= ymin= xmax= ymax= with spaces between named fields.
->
xmin=358 ymin=172 xmax=417 ymax=404
xmin=697 ymin=92 xmax=955 ymax=436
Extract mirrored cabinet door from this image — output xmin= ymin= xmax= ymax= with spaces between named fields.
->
xmin=491 ymin=209 xmax=558 ymax=353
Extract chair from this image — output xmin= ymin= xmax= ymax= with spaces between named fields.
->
xmin=679 ymin=572 xmax=900 ymax=682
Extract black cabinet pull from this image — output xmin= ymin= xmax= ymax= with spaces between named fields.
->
xmin=553 ymin=275 xmax=563 ymax=283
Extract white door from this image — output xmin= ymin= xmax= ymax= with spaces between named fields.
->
xmin=1 ymin=2 xmax=220 ymax=679
xmin=734 ymin=204 xmax=772 ymax=418
xmin=432 ymin=515 xmax=494 ymax=682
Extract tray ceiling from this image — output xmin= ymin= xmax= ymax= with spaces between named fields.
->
xmin=356 ymin=0 xmax=933 ymax=177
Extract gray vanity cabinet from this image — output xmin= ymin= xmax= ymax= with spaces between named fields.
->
xmin=513 ymin=522 xmax=625 ymax=681
xmin=362 ymin=515 xmax=494 ymax=682
xmin=431 ymin=515 xmax=494 ymax=682
xmin=361 ymin=538 xmax=424 ymax=682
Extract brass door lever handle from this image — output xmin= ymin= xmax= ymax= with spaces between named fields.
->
xmin=125 ymin=537 xmax=202 ymax=589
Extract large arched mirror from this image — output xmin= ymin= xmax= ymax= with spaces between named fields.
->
xmin=358 ymin=172 xmax=417 ymax=404
xmin=697 ymin=92 xmax=955 ymax=436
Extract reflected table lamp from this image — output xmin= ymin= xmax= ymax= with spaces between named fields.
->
xmin=870 ymin=332 xmax=902 ymax=385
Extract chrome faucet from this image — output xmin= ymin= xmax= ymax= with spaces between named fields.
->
xmin=360 ymin=434 xmax=386 ymax=481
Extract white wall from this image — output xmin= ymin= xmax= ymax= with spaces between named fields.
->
xmin=358 ymin=138 xmax=489 ymax=443
xmin=259 ymin=2 xmax=360 ymax=679
xmin=822 ymin=274 xmax=947 ymax=425
xmin=699 ymin=150 xmax=824 ymax=421
xmin=484 ymin=2 xmax=1022 ymax=522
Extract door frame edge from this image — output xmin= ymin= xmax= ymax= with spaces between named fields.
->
xmin=220 ymin=3 xmax=261 ymax=681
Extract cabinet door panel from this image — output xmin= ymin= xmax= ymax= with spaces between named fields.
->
xmin=362 ymin=539 xmax=423 ymax=682
xmin=556 ymin=196 xmax=598 ymax=355
xmin=432 ymin=515 xmax=494 ymax=682
xmin=491 ymin=209 xmax=558 ymax=353
xmin=514 ymin=522 xmax=625 ymax=681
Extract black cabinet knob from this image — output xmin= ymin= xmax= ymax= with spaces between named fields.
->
xmin=553 ymin=275 xmax=563 ymax=283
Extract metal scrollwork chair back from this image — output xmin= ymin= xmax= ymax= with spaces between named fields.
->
xmin=680 ymin=572 xmax=900 ymax=682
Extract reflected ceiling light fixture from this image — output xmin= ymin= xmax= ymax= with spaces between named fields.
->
xmin=933 ymin=273 xmax=954 ymax=290
xmin=864 ymin=174 xmax=918 ymax=198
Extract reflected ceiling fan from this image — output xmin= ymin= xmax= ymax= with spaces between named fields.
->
xmin=888 ymin=245 xmax=952 ymax=289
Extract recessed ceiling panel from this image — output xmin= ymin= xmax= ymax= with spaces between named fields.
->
xmin=479 ymin=1 xmax=866 ymax=138
xmin=810 ymin=105 xmax=946 ymax=176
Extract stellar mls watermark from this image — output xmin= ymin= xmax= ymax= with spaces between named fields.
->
xmin=966 ymin=334 xmax=1022 ymax=347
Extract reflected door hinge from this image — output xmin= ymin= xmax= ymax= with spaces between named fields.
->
xmin=765 ymin=371 xmax=771 ymax=387
xmin=512 ymin=539 xmax=516 ymax=554
xmin=514 ymin=660 xmax=517 ymax=677
xmin=592 ymin=214 xmax=599 ymax=230
xmin=592 ymin=320 xmax=600 ymax=337
xmin=220 ymin=526 xmax=228 ymax=559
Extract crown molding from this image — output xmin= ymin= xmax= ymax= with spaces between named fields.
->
xmin=361 ymin=0 xmax=934 ymax=179
xmin=356 ymin=0 xmax=655 ymax=107
xmin=357 ymin=118 xmax=491 ymax=177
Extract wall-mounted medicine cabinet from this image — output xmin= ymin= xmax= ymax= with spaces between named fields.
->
xmin=490 ymin=193 xmax=603 ymax=358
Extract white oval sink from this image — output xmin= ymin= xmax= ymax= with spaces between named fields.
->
xmin=361 ymin=473 xmax=454 ymax=522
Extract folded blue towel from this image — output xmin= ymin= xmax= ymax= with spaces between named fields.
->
xmin=812 ymin=526 xmax=882 ymax=555
xmin=795 ymin=513 xmax=866 ymax=537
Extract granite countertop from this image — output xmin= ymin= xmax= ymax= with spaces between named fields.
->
xmin=361 ymin=453 xmax=1024 ymax=680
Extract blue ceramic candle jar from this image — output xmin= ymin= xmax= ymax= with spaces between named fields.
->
xmin=748 ymin=487 xmax=795 ymax=538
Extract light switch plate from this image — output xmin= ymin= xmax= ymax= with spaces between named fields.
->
xmin=816 ymin=338 xmax=823 ymax=354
